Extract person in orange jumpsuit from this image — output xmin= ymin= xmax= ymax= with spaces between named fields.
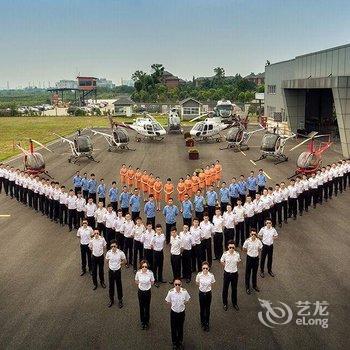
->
xmin=177 ymin=177 xmax=186 ymax=203
xmin=120 ymin=164 xmax=127 ymax=185
xmin=214 ymin=160 xmax=222 ymax=188
xmin=164 ymin=178 xmax=174 ymax=204
xmin=198 ymin=171 xmax=206 ymax=192
xmin=210 ymin=164 xmax=217 ymax=189
xmin=148 ymin=173 xmax=156 ymax=196
xmin=141 ymin=170 xmax=149 ymax=201
xmin=127 ymin=165 xmax=135 ymax=190
xmin=204 ymin=165 xmax=212 ymax=190
xmin=153 ymin=176 xmax=163 ymax=211
xmin=135 ymin=168 xmax=142 ymax=190
xmin=184 ymin=174 xmax=193 ymax=197
xmin=191 ymin=171 xmax=200 ymax=194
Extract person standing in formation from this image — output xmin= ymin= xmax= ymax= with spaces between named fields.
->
xmin=67 ymin=189 xmax=77 ymax=231
xmin=77 ymin=220 xmax=93 ymax=276
xmin=135 ymin=168 xmax=142 ymax=191
xmin=233 ymin=199 xmax=245 ymax=248
xmin=165 ymin=279 xmax=190 ymax=350
xmin=184 ymin=174 xmax=193 ymax=198
xmin=109 ymin=181 xmax=119 ymax=212
xmin=95 ymin=201 xmax=107 ymax=239
xmin=84 ymin=197 xmax=96 ymax=229
xmin=122 ymin=213 xmax=135 ymax=268
xmin=130 ymin=188 xmax=141 ymax=222
xmin=229 ymin=177 xmax=239 ymax=208
xmin=191 ymin=172 xmax=200 ymax=195
xmin=120 ymin=186 xmax=131 ymax=216
xmin=169 ymin=227 xmax=182 ymax=284
xmin=193 ymin=190 xmax=205 ymax=222
xmin=244 ymin=195 xmax=256 ymax=233
xmin=221 ymin=240 xmax=241 ymax=311
xmin=81 ymin=173 xmax=89 ymax=201
xmin=133 ymin=217 xmax=145 ymax=273
xmin=153 ymin=176 xmax=163 ymax=211
xmin=88 ymin=174 xmax=97 ymax=203
xmin=148 ymin=173 xmax=156 ymax=197
xmin=219 ymin=182 xmax=230 ymax=213
xmin=288 ymin=179 xmax=298 ymax=220
xmin=181 ymin=194 xmax=193 ymax=227
xmin=212 ymin=208 xmax=224 ymax=260
xmin=179 ymin=225 xmax=192 ymax=283
xmin=144 ymin=194 xmax=156 ymax=229
xmin=214 ymin=160 xmax=222 ymax=188
xmin=59 ymin=186 xmax=68 ymax=226
xmin=104 ymin=205 xmax=117 ymax=249
xmin=135 ymin=260 xmax=154 ymax=330
xmin=177 ymin=178 xmax=186 ymax=203
xmin=97 ymin=178 xmax=106 ymax=206
xmin=206 ymin=185 xmax=218 ymax=222
xmin=243 ymin=229 xmax=262 ymax=294
xmin=113 ymin=209 xmax=125 ymax=250
xmin=141 ymin=170 xmax=149 ymax=202
xmin=120 ymin=164 xmax=128 ymax=186
xmin=127 ymin=166 xmax=135 ymax=191
xmin=272 ymin=185 xmax=283 ymax=227
xmin=196 ymin=261 xmax=215 ymax=332
xmin=280 ymin=182 xmax=289 ymax=224
xmin=259 ymin=219 xmax=278 ymax=278
xmin=151 ymin=224 xmax=166 ymax=287
xmin=247 ymin=171 xmax=257 ymax=199
xmin=200 ymin=214 xmax=214 ymax=266
xmin=141 ymin=223 xmax=155 ymax=271
xmin=163 ymin=198 xmax=179 ymax=244
xmin=257 ymin=169 xmax=267 ymax=194
xmin=164 ymin=178 xmax=174 ymax=204
xmin=223 ymin=204 xmax=235 ymax=248
xmin=73 ymin=171 xmax=82 ymax=195
xmin=190 ymin=218 xmax=202 ymax=273
xmin=106 ymin=240 xmax=126 ymax=308
xmin=89 ymin=229 xmax=107 ymax=290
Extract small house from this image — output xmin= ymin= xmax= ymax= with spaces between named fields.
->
xmin=113 ymin=96 xmax=134 ymax=117
xmin=179 ymin=97 xmax=202 ymax=120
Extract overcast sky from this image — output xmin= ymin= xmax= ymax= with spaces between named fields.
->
xmin=1 ymin=0 xmax=350 ymax=88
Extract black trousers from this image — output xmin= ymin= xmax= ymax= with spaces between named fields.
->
xmin=97 ymin=222 xmax=106 ymax=238
xmin=153 ymin=250 xmax=164 ymax=282
xmin=245 ymin=216 xmax=256 ymax=236
xmin=144 ymin=248 xmax=154 ymax=271
xmin=199 ymin=291 xmax=212 ymax=327
xmin=183 ymin=217 xmax=192 ymax=228
xmin=116 ymin=232 xmax=124 ymax=251
xmin=166 ymin=223 xmax=176 ymax=244
xmin=9 ymin=181 xmax=14 ymax=198
xmin=53 ymin=201 xmax=60 ymax=221
xmin=74 ymin=187 xmax=81 ymax=196
xmin=171 ymin=254 xmax=182 ymax=280
xmin=28 ymin=189 xmax=33 ymax=207
xmin=207 ymin=206 xmax=215 ymax=222
xmin=222 ymin=271 xmax=238 ymax=306
xmin=288 ymin=198 xmax=297 ymax=218
xmin=133 ymin=240 xmax=144 ymax=268
xmin=138 ymin=289 xmax=151 ymax=325
xmin=181 ymin=249 xmax=192 ymax=280
xmin=0 ymin=176 xmax=3 ymax=193
xmin=256 ymin=212 xmax=264 ymax=231
xmin=235 ymin=221 xmax=245 ymax=247
xmin=323 ymin=183 xmax=329 ymax=200
xmin=105 ymin=227 xmax=115 ymax=249
xmin=230 ymin=197 xmax=238 ymax=208
xmin=245 ymin=255 xmax=259 ymax=289
xmin=123 ymin=237 xmax=133 ymax=265
xmin=33 ymin=192 xmax=38 ymax=210
xmin=83 ymin=190 xmax=89 ymax=201
xmin=311 ymin=188 xmax=318 ymax=207
xmin=258 ymin=185 xmax=265 ymax=195
xmin=121 ymin=207 xmax=129 ymax=216
xmin=248 ymin=189 xmax=256 ymax=199
xmin=224 ymin=228 xmax=234 ymax=248
xmin=86 ymin=216 xmax=95 ymax=229
xmin=109 ymin=268 xmax=123 ymax=301
xmin=318 ymin=185 xmax=323 ymax=204
xmin=191 ymin=245 xmax=201 ymax=272
xmin=39 ymin=194 xmax=45 ymax=214
xmin=304 ymin=190 xmax=310 ymax=211
xmin=282 ymin=200 xmax=288 ymax=222
xmin=80 ymin=244 xmax=92 ymax=272
xmin=68 ymin=209 xmax=77 ymax=230
xmin=92 ymin=255 xmax=104 ymax=286
xmin=336 ymin=176 xmax=343 ymax=195
xmin=111 ymin=201 xmax=118 ymax=211
xmin=298 ymin=194 xmax=304 ymax=214
xmin=170 ymin=310 xmax=185 ymax=346
xmin=4 ymin=178 xmax=9 ymax=195
xmin=195 ymin=211 xmax=204 ymax=222
xmin=328 ymin=180 xmax=333 ymax=198
xmin=220 ymin=202 xmax=228 ymax=214
xmin=260 ymin=244 xmax=274 ymax=273
xmin=213 ymin=232 xmax=223 ymax=259
xmin=146 ymin=217 xmax=155 ymax=229
xmin=274 ymin=203 xmax=282 ymax=225
xmin=76 ymin=210 xmax=84 ymax=227
xmin=131 ymin=211 xmax=140 ymax=222
xmin=201 ymin=238 xmax=212 ymax=266
xmin=269 ymin=206 xmax=276 ymax=226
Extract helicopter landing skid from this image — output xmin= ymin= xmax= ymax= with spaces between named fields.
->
xmin=274 ymin=156 xmax=288 ymax=165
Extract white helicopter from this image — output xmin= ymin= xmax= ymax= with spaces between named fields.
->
xmin=124 ymin=113 xmax=167 ymax=142
xmin=220 ymin=117 xmax=266 ymax=151
xmin=53 ymin=130 xmax=99 ymax=163
xmin=91 ymin=115 xmax=134 ymax=152
xmin=254 ymin=125 xmax=296 ymax=164
xmin=167 ymin=108 xmax=182 ymax=133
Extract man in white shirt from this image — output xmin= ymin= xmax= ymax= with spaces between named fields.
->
xmin=287 ymin=179 xmax=298 ymax=220
xmin=2 ymin=165 xmax=10 ymax=196
xmin=212 ymin=208 xmax=224 ymax=260
xmin=121 ymin=213 xmax=135 ymax=267
xmin=141 ymin=223 xmax=155 ymax=271
xmin=32 ymin=176 xmax=40 ymax=211
xmin=113 ymin=209 xmax=125 ymax=251
xmin=104 ymin=204 xmax=117 ymax=249
xmin=272 ymin=185 xmax=283 ymax=227
xmin=170 ymin=227 xmax=182 ymax=283
xmin=223 ymin=204 xmax=235 ymax=248
xmin=133 ymin=217 xmax=145 ymax=273
xmin=190 ymin=219 xmax=202 ymax=273
xmin=77 ymin=220 xmax=93 ymax=275
xmin=258 ymin=219 xmax=278 ymax=278
xmin=316 ymin=169 xmax=324 ymax=205
xmin=200 ymin=214 xmax=214 ymax=266
xmin=67 ymin=189 xmax=77 ymax=231
xmin=75 ymin=192 xmax=86 ymax=227
xmin=106 ymin=239 xmax=126 ymax=308
xmin=52 ymin=182 xmax=61 ymax=223
xmin=220 ymin=240 xmax=241 ymax=311
xmin=89 ymin=229 xmax=107 ymax=289
xmin=233 ymin=199 xmax=245 ymax=248
xmin=165 ymin=279 xmax=190 ymax=350
xmin=180 ymin=225 xmax=192 ymax=283
xmin=243 ymin=195 xmax=256 ymax=235
xmin=280 ymin=182 xmax=289 ymax=224
xmin=253 ymin=193 xmax=264 ymax=230
xmin=95 ymin=201 xmax=107 ymax=238
xmin=8 ymin=167 xmax=15 ymax=199
xmin=151 ymin=224 xmax=166 ymax=286
xmin=85 ymin=197 xmax=97 ymax=229
xmin=0 ymin=163 xmax=4 ymax=194
xmin=243 ymin=229 xmax=263 ymax=294
xmin=326 ymin=164 xmax=334 ymax=199
xmin=301 ymin=174 xmax=310 ymax=212
xmin=308 ymin=172 xmax=319 ymax=208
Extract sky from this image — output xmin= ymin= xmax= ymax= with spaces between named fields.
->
xmin=1 ymin=0 xmax=350 ymax=88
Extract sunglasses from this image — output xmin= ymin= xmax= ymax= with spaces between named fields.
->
xmin=111 ymin=245 xmax=117 ymax=248
xmin=228 ymin=247 xmax=235 ymax=249
xmin=142 ymin=265 xmax=148 ymax=268
xmin=174 ymin=283 xmax=181 ymax=286
xmin=202 ymin=267 xmax=209 ymax=270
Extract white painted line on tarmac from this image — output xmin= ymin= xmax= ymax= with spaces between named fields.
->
xmin=263 ymin=171 xmax=272 ymax=180
xmin=250 ymin=160 xmax=257 ymax=166
xmin=240 ymin=150 xmax=247 ymax=157
xmin=0 ymin=214 xmax=11 ymax=217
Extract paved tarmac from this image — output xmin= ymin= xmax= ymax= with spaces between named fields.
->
xmin=0 ymin=128 xmax=349 ymax=350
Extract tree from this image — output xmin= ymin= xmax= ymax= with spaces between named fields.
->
xmin=131 ymin=70 xmax=146 ymax=82
xmin=214 ymin=67 xmax=225 ymax=79
xmin=257 ymin=85 xmax=265 ymax=93
xmin=151 ymin=63 xmax=165 ymax=83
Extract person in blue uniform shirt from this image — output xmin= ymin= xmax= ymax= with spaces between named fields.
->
xmin=73 ymin=170 xmax=83 ymax=196
xmin=229 ymin=178 xmax=239 ymax=208
xmin=81 ymin=173 xmax=90 ymax=201
xmin=181 ymin=194 xmax=193 ymax=227
xmin=88 ymin=173 xmax=97 ymax=203
xmin=119 ymin=186 xmax=131 ymax=216
xmin=130 ymin=188 xmax=141 ymax=222
xmin=246 ymin=171 xmax=257 ymax=199
xmin=194 ymin=190 xmax=205 ymax=222
xmin=109 ymin=181 xmax=119 ymax=211
xmin=257 ymin=169 xmax=267 ymax=195
xmin=97 ymin=178 xmax=106 ymax=207
xmin=219 ymin=182 xmax=230 ymax=213
xmin=144 ymin=194 xmax=156 ymax=229
xmin=238 ymin=175 xmax=247 ymax=204
xmin=163 ymin=198 xmax=179 ymax=244
xmin=206 ymin=185 xmax=218 ymax=222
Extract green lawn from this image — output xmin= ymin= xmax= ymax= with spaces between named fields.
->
xmin=0 ymin=115 xmax=169 ymax=161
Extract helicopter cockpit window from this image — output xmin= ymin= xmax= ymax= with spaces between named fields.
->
xmin=77 ymin=137 xmax=92 ymax=153
xmin=208 ymin=124 xmax=213 ymax=131
xmin=152 ymin=123 xmax=161 ymax=131
xmin=193 ymin=123 xmax=204 ymax=132
xmin=261 ymin=133 xmax=279 ymax=152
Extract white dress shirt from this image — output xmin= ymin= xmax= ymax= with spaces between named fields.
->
xmin=133 ymin=224 xmax=145 ymax=241
xmin=243 ymin=237 xmax=263 ymax=257
xmin=253 ymin=199 xmax=264 ymax=213
xmin=76 ymin=197 xmax=86 ymax=212
xmin=233 ymin=205 xmax=245 ymax=222
xmin=196 ymin=272 xmax=215 ymax=292
xmin=135 ymin=270 xmax=155 ymax=291
xmin=122 ymin=220 xmax=135 ymax=238
xmin=89 ymin=236 xmax=107 ymax=257
xmin=104 ymin=211 xmax=117 ymax=228
xmin=180 ymin=231 xmax=192 ymax=250
xmin=308 ymin=177 xmax=318 ymax=189
xmin=220 ymin=251 xmax=241 ymax=273
xmin=95 ymin=207 xmax=107 ymax=223
xmin=223 ymin=211 xmax=235 ymax=229
xmin=287 ymin=185 xmax=298 ymax=198
xmin=243 ymin=202 xmax=255 ymax=217
xmin=280 ymin=188 xmax=289 ymax=201
xmin=85 ymin=202 xmax=97 ymax=217
xmin=165 ymin=288 xmax=190 ymax=313
xmin=170 ymin=235 xmax=182 ymax=255
xmin=106 ymin=249 xmax=126 ymax=270
xmin=77 ymin=226 xmax=93 ymax=245
xmin=190 ymin=226 xmax=202 ymax=245
xmin=151 ymin=234 xmax=166 ymax=251
xmin=141 ymin=229 xmax=155 ymax=249
xmin=67 ymin=195 xmax=77 ymax=209
xmin=212 ymin=215 xmax=224 ymax=232
xmin=258 ymin=227 xmax=278 ymax=245
xmin=200 ymin=221 xmax=214 ymax=239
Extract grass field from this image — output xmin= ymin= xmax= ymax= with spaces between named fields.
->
xmin=0 ymin=115 xmax=169 ymax=161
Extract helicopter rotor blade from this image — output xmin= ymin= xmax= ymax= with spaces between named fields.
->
xmin=289 ymin=138 xmax=311 ymax=152
xmin=190 ymin=113 xmax=208 ymax=123
xmin=31 ymin=139 xmax=53 ymax=153
xmin=16 ymin=144 xmax=30 ymax=156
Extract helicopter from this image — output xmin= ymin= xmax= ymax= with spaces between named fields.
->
xmin=167 ymin=108 xmax=182 ymax=133
xmin=289 ymin=132 xmax=332 ymax=176
xmin=220 ymin=116 xmax=265 ymax=151
xmin=254 ymin=125 xmax=296 ymax=164
xmin=189 ymin=115 xmax=230 ymax=142
xmin=124 ymin=113 xmax=167 ymax=142
xmin=16 ymin=139 xmax=53 ymax=177
xmin=53 ymin=130 xmax=98 ymax=163
xmin=91 ymin=115 xmax=134 ymax=152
